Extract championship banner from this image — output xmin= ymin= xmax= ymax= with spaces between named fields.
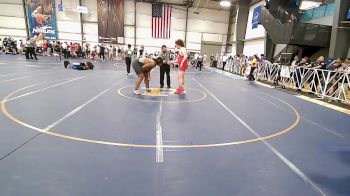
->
xmin=26 ymin=0 xmax=58 ymax=40
xmin=252 ymin=6 xmax=262 ymax=29
xmin=97 ymin=0 xmax=124 ymax=44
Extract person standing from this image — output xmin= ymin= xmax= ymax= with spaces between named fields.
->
xmin=99 ymin=44 xmax=105 ymax=60
xmin=62 ymin=41 xmax=68 ymax=59
xmin=159 ymin=45 xmax=171 ymax=88
xmin=85 ymin=43 xmax=90 ymax=58
xmin=196 ymin=52 xmax=204 ymax=71
xmin=139 ymin=44 xmax=144 ymax=56
xmin=222 ymin=53 xmax=229 ymax=70
xmin=239 ymin=54 xmax=248 ymax=76
xmin=54 ymin=41 xmax=62 ymax=61
xmin=133 ymin=47 xmax=138 ymax=57
xmin=125 ymin=44 xmax=133 ymax=75
xmin=203 ymin=52 xmax=207 ymax=64
xmin=24 ymin=38 xmax=30 ymax=59
xmin=109 ymin=45 xmax=113 ymax=60
xmin=248 ymin=55 xmax=259 ymax=82
xmin=172 ymin=39 xmax=188 ymax=94
xmin=117 ymin=46 xmax=122 ymax=60
xmin=112 ymin=46 xmax=117 ymax=60
xmin=96 ymin=45 xmax=100 ymax=59
xmin=26 ymin=38 xmax=38 ymax=60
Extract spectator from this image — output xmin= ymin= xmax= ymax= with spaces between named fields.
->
xmin=248 ymin=54 xmax=259 ymax=81
xmin=27 ymin=38 xmax=38 ymax=60
xmin=139 ymin=44 xmax=144 ymax=56
xmin=305 ymin=56 xmax=325 ymax=93
xmin=117 ymin=46 xmax=122 ymax=60
xmin=47 ymin=41 xmax=53 ymax=56
xmin=54 ymin=41 xmax=62 ymax=61
xmin=62 ymin=41 xmax=68 ymax=59
xmin=100 ymin=44 xmax=106 ymax=60
xmin=196 ymin=52 xmax=204 ymax=71
xmin=326 ymin=58 xmax=343 ymax=71
xmin=306 ymin=56 xmax=326 ymax=69
xmin=112 ymin=46 xmax=117 ymax=60
xmin=133 ymin=47 xmax=138 ymax=56
xmin=239 ymin=54 xmax=248 ymax=76
xmin=291 ymin=56 xmax=299 ymax=67
xmin=337 ymin=58 xmax=350 ymax=73
xmin=288 ymin=13 xmax=297 ymax=22
xmin=298 ymin=56 xmax=311 ymax=66
xmin=259 ymin=54 xmax=266 ymax=68
xmin=222 ymin=53 xmax=229 ymax=70
xmin=265 ymin=0 xmax=270 ymax=10
xmin=203 ymin=52 xmax=207 ymax=64
xmin=324 ymin=58 xmax=343 ymax=96
xmin=85 ymin=43 xmax=90 ymax=58
xmin=108 ymin=45 xmax=113 ymax=60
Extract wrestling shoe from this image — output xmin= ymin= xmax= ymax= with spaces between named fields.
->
xmin=174 ymin=86 xmax=184 ymax=94
xmin=134 ymin=90 xmax=142 ymax=95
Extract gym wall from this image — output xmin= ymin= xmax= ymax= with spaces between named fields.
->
xmin=121 ymin=0 xmax=230 ymax=53
xmin=0 ymin=0 xmax=27 ymax=39
xmin=243 ymin=0 xmax=266 ymax=57
xmin=0 ymin=0 xmax=230 ymax=54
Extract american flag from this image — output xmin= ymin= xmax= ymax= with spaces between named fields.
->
xmin=152 ymin=4 xmax=172 ymax=39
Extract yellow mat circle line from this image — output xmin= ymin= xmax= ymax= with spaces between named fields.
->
xmin=117 ymin=86 xmax=208 ymax=103
xmin=1 ymin=82 xmax=300 ymax=149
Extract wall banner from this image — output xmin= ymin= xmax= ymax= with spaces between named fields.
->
xmin=97 ymin=0 xmax=124 ymax=44
xmin=26 ymin=0 xmax=58 ymax=40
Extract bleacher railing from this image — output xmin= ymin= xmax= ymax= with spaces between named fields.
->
xmin=300 ymin=2 xmax=335 ymax=22
xmin=216 ymin=59 xmax=350 ymax=104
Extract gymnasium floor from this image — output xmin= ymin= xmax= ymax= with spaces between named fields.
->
xmin=0 ymin=55 xmax=349 ymax=196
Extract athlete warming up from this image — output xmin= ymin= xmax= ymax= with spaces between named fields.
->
xmin=132 ymin=57 xmax=163 ymax=95
xmin=173 ymin=39 xmax=188 ymax=94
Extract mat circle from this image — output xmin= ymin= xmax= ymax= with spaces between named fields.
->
xmin=117 ymin=86 xmax=208 ymax=103
xmin=1 ymin=82 xmax=300 ymax=149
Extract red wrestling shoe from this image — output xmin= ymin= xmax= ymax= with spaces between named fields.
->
xmin=174 ymin=86 xmax=184 ymax=94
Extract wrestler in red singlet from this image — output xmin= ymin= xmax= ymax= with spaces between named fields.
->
xmin=174 ymin=39 xmax=188 ymax=94
xmin=177 ymin=52 xmax=188 ymax=72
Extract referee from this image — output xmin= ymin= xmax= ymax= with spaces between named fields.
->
xmin=125 ymin=44 xmax=133 ymax=75
xmin=159 ymin=45 xmax=171 ymax=88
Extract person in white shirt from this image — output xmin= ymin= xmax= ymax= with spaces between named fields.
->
xmin=96 ymin=45 xmax=101 ymax=55
xmin=222 ymin=53 xmax=229 ymax=70
xmin=61 ymin=41 xmax=68 ymax=59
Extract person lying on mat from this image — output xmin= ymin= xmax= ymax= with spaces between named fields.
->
xmin=132 ymin=57 xmax=163 ymax=95
xmin=64 ymin=61 xmax=94 ymax=70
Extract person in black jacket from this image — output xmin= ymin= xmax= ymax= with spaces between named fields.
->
xmin=159 ymin=45 xmax=171 ymax=88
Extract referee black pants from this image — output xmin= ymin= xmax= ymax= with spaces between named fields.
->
xmin=160 ymin=64 xmax=171 ymax=87
xmin=125 ymin=57 xmax=131 ymax=74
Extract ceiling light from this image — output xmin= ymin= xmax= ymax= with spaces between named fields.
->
xmin=220 ymin=1 xmax=231 ymax=7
